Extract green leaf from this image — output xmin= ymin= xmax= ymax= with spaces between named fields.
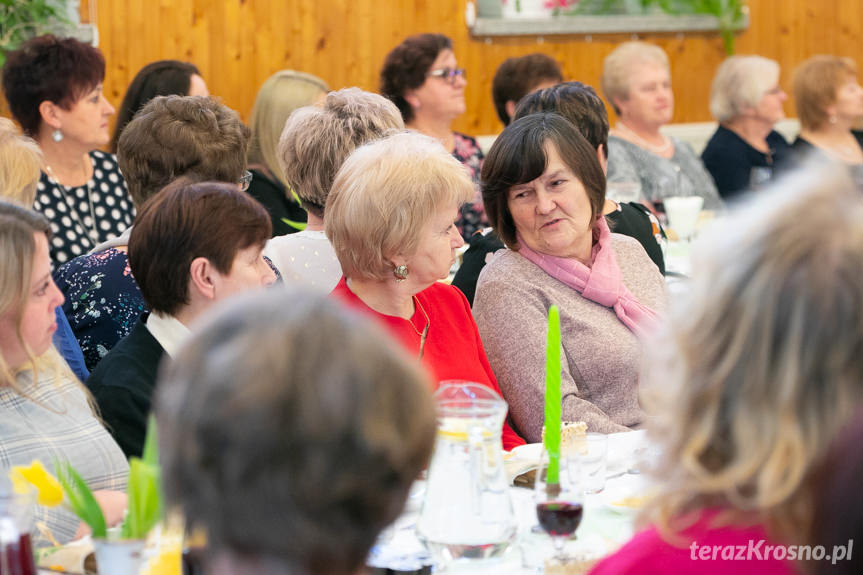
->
xmin=122 ymin=416 xmax=162 ymax=539
xmin=280 ymin=217 xmax=307 ymax=231
xmin=55 ymin=461 xmax=107 ymax=539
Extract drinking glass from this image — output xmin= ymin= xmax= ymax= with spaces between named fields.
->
xmin=569 ymin=432 xmax=608 ymax=494
xmin=534 ymin=449 xmax=583 ymax=561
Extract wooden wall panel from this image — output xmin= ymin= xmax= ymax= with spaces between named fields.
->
xmin=76 ymin=0 xmax=863 ymax=136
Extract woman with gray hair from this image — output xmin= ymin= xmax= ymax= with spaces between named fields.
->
xmin=701 ymin=56 xmax=791 ymax=199
xmin=602 ymin=41 xmax=721 ymax=211
xmin=326 ymin=131 xmax=525 ymax=450
xmin=264 ymin=88 xmax=403 ymax=291
xmin=590 ymin=163 xmax=863 ymax=574
xmin=157 ymin=288 xmax=436 ymax=575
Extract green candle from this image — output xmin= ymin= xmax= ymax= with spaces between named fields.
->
xmin=543 ymin=305 xmax=561 ymax=484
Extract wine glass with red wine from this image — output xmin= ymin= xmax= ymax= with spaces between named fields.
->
xmin=534 ymin=449 xmax=583 ymax=561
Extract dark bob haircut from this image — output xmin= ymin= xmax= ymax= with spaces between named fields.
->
xmin=492 ymin=53 xmax=562 ymax=126
xmin=380 ymin=33 xmax=452 ymax=124
xmin=514 ymin=81 xmax=610 ymax=160
xmin=110 ymin=60 xmax=201 ymax=153
xmin=128 ymin=180 xmax=271 ymax=316
xmin=481 ymin=112 xmax=606 ymax=251
xmin=2 ymin=35 xmax=106 ymax=137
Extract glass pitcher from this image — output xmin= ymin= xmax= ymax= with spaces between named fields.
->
xmin=416 ymin=382 xmax=516 ymax=565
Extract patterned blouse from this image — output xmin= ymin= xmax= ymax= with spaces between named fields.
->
xmin=53 ymin=248 xmax=145 ymax=372
xmin=0 ymin=364 xmax=129 ymax=547
xmin=34 ymin=150 xmax=135 ymax=265
xmin=452 ymin=132 xmax=487 ymax=240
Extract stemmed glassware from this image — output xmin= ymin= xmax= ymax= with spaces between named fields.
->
xmin=534 ymin=449 xmax=583 ymax=562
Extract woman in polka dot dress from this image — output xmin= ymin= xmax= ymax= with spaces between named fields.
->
xmin=2 ymin=35 xmax=134 ymax=265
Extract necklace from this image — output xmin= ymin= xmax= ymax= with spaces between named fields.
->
xmin=408 ymin=295 xmax=431 ymax=337
xmin=44 ymin=162 xmax=98 ymax=242
xmin=615 ymin=122 xmax=672 ymax=155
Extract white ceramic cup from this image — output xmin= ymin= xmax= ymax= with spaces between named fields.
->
xmin=664 ymin=196 xmax=704 ymax=241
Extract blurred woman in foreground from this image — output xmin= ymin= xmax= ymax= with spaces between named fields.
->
xmin=590 ymin=163 xmax=863 ymax=574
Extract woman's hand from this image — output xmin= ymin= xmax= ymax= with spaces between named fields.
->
xmin=72 ymin=490 xmax=128 ymax=539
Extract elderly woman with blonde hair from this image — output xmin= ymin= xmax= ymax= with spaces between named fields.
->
xmin=602 ymin=41 xmax=721 ymax=211
xmin=589 ymin=164 xmax=863 ymax=574
xmin=701 ymin=56 xmax=791 ymax=198
xmin=792 ymin=56 xmax=863 ymax=184
xmin=247 ymin=70 xmax=328 ymax=237
xmin=326 ymin=131 xmax=525 ymax=450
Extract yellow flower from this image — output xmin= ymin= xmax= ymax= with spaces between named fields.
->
xmin=10 ymin=461 xmax=64 ymax=507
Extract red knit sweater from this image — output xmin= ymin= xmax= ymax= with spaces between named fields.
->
xmin=331 ymin=277 xmax=525 ymax=450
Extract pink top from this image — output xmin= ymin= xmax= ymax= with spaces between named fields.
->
xmin=589 ymin=511 xmax=796 ymax=575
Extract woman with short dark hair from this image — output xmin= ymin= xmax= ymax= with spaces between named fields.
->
xmin=474 ymin=113 xmax=666 ymax=441
xmin=87 ymin=181 xmax=275 ymax=457
xmin=2 ymin=35 xmax=134 ymax=264
xmin=380 ymin=34 xmax=485 ymax=239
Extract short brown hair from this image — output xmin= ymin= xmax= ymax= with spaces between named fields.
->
xmin=380 ymin=33 xmax=452 ymax=124
xmin=128 ymin=181 xmax=271 ymax=316
xmin=118 ymin=95 xmax=250 ymax=209
xmin=157 ymin=288 xmax=436 ymax=575
xmin=2 ymin=35 xmax=106 ymax=136
xmin=277 ymin=88 xmax=403 ymax=218
xmin=481 ymin=112 xmax=606 ymax=250
xmin=492 ymin=54 xmax=563 ymax=126
xmin=793 ymin=55 xmax=858 ymax=131
xmin=514 ymin=81 xmax=609 ymax=159
xmin=325 ymin=131 xmax=473 ymax=281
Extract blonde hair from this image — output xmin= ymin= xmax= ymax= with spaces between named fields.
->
xmin=794 ymin=56 xmax=858 ymax=131
xmin=710 ymin=55 xmax=781 ymax=123
xmin=0 ymin=201 xmax=78 ymax=398
xmin=325 ymin=131 xmax=473 ymax=281
xmin=601 ymin=41 xmax=670 ymax=115
xmin=0 ymin=118 xmax=43 ymax=206
xmin=247 ymin=70 xmax=329 ymax=189
xmin=641 ymin=163 xmax=863 ymax=541
xmin=277 ymin=87 xmax=404 ymax=218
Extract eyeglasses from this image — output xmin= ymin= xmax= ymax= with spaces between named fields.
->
xmin=427 ymin=67 xmax=467 ymax=85
xmin=239 ymin=170 xmax=253 ymax=192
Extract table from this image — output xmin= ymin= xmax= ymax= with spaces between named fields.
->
xmin=369 ymin=430 xmax=652 ymax=574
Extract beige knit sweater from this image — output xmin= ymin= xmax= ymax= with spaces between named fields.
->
xmin=473 ymin=234 xmax=667 ymax=442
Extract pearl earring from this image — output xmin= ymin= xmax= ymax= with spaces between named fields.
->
xmin=52 ymin=129 xmax=63 ymax=142
xmin=829 ymin=115 xmax=838 ymax=125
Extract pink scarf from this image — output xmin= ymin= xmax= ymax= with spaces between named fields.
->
xmin=517 ymin=217 xmax=660 ymax=338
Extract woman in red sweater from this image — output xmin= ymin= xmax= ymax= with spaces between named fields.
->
xmin=326 ymin=131 xmax=524 ymax=451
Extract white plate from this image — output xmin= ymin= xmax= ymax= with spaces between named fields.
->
xmin=599 ymin=475 xmax=651 ymax=513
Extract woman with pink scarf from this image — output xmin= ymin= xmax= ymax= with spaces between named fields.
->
xmin=473 ymin=113 xmax=666 ymax=441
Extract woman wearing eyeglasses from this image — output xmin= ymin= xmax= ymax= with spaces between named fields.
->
xmin=381 ymin=34 xmax=486 ymax=240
